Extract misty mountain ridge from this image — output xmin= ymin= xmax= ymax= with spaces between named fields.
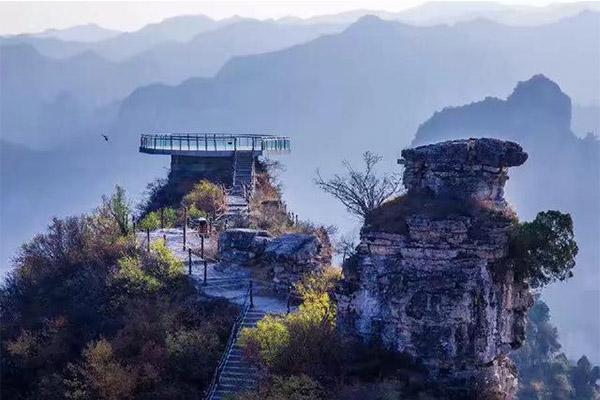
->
xmin=31 ymin=23 xmax=121 ymax=42
xmin=0 ymin=19 xmax=346 ymax=148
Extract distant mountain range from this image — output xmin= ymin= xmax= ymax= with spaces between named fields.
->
xmin=31 ymin=23 xmax=121 ymax=42
xmin=0 ymin=19 xmax=345 ymax=148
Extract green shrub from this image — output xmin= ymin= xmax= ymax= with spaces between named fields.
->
xmin=240 ymin=269 xmax=342 ymax=378
xmin=147 ymin=240 xmax=184 ymax=279
xmin=139 ymin=212 xmax=160 ymax=231
xmin=166 ymin=328 xmax=222 ymax=384
xmin=183 ymin=180 xmax=227 ymax=224
xmin=114 ymin=256 xmax=161 ymax=294
xmin=508 ymin=210 xmax=578 ymax=288
xmin=162 ymin=207 xmax=178 ymax=228
xmin=187 ymin=205 xmax=206 ymax=220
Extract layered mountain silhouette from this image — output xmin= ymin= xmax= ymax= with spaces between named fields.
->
xmin=413 ymin=74 xmax=600 ymax=362
xmin=31 ymin=23 xmax=121 ymax=42
xmin=0 ymin=19 xmax=346 ymax=147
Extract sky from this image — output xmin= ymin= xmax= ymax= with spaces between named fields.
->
xmin=0 ymin=0 xmax=590 ymax=35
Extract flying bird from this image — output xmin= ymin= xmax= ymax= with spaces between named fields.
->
xmin=101 ymin=134 xmax=109 ymax=142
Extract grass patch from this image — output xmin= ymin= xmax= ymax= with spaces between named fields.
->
xmin=365 ymin=189 xmax=515 ymax=234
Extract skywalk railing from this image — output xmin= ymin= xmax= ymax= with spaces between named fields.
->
xmin=140 ymin=133 xmax=291 ymax=153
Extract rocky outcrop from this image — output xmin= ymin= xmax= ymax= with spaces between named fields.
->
xmin=218 ymin=228 xmax=332 ymax=290
xmin=218 ymin=228 xmax=272 ymax=265
xmin=263 ymin=230 xmax=332 ymax=290
xmin=337 ymin=138 xmax=533 ymax=399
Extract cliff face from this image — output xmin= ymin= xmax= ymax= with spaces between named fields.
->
xmin=337 ymin=138 xmax=533 ymax=399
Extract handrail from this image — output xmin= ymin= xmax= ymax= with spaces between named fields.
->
xmin=140 ymin=133 xmax=291 ymax=154
xmin=204 ymin=282 xmax=252 ymax=400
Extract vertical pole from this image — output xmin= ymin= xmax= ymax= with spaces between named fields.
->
xmin=249 ymin=280 xmax=254 ymax=308
xmin=146 ymin=229 xmax=150 ymax=252
xmin=205 ymin=133 xmax=208 ymax=151
xmin=295 ymin=214 xmax=299 ymax=225
xmin=200 ymin=235 xmax=204 ymax=259
xmin=203 ymin=260 xmax=207 ymax=285
xmin=188 ymin=248 xmax=192 ymax=275
xmin=163 ymin=234 xmax=167 ymax=245
xmin=160 ymin=208 xmax=164 ymax=229
xmin=214 ymin=134 xmax=217 ymax=151
xmin=183 ymin=207 xmax=187 ymax=250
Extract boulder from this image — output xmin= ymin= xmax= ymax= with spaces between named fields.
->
xmin=263 ymin=232 xmax=332 ymax=290
xmin=218 ymin=228 xmax=272 ymax=265
xmin=218 ymin=228 xmax=332 ymax=291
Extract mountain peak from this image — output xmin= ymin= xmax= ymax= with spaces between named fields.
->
xmin=412 ymin=75 xmax=573 ymax=146
xmin=508 ymin=74 xmax=571 ymax=128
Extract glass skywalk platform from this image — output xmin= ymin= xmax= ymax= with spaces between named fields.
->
xmin=139 ymin=133 xmax=291 ymax=156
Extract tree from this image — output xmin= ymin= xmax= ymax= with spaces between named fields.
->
xmin=102 ymin=185 xmax=131 ymax=235
xmin=508 ymin=210 xmax=578 ymax=288
xmin=138 ymin=211 xmax=160 ymax=231
xmin=182 ymin=180 xmax=227 ymax=226
xmin=315 ymin=152 xmax=402 ymax=220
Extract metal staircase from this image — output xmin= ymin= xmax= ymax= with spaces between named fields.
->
xmin=225 ymin=151 xmax=255 ymax=221
xmin=209 ymin=309 xmax=265 ymax=400
xmin=232 ymin=151 xmax=255 ymax=197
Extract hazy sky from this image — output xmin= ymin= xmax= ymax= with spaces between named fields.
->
xmin=0 ymin=0 xmax=588 ymax=35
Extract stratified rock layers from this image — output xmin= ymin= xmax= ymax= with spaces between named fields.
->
xmin=337 ymin=138 xmax=533 ymax=399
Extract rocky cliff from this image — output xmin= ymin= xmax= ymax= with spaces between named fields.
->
xmin=337 ymin=138 xmax=533 ymax=399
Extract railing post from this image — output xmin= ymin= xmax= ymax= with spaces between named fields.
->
xmin=203 ymin=260 xmax=208 ymax=285
xmin=214 ymin=134 xmax=217 ymax=151
xmin=205 ymin=133 xmax=208 ymax=151
xmin=146 ymin=228 xmax=150 ymax=252
xmin=188 ymin=248 xmax=192 ymax=275
xmin=183 ymin=207 xmax=187 ymax=250
xmin=249 ymin=280 xmax=254 ymax=308
xmin=200 ymin=235 xmax=204 ymax=259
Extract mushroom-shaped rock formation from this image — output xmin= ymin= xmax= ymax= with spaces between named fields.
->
xmin=338 ymin=138 xmax=533 ymax=399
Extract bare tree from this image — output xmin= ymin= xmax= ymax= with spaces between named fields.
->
xmin=315 ymin=152 xmax=402 ymax=220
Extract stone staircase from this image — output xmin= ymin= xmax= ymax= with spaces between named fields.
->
xmin=209 ymin=308 xmax=266 ymax=400
xmin=232 ymin=151 xmax=255 ymax=196
xmin=202 ymin=273 xmax=251 ymax=291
